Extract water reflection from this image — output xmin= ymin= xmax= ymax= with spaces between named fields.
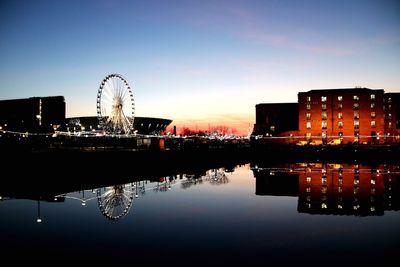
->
xmin=253 ymin=163 xmax=400 ymax=216
xmin=97 ymin=183 xmax=135 ymax=221
xmin=0 ymin=168 xmax=232 ymax=222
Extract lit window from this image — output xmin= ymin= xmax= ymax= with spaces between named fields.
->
xmin=338 ymin=96 xmax=343 ymax=101
xmin=388 ymin=104 xmax=392 ymax=110
xmin=338 ymin=112 xmax=343 ymax=119
xmin=371 ymin=103 xmax=375 ymax=109
xmin=270 ymin=126 xmax=275 ymax=132
xmin=371 ymin=179 xmax=376 ymax=185
xmin=370 ymin=94 xmax=375 ymax=100
xmin=306 ymin=104 xmax=311 ymax=110
xmin=388 ymin=97 xmax=392 ymax=103
xmin=322 ymin=186 xmax=327 ymax=194
xmin=322 ymin=111 xmax=327 ymax=120
xmin=371 ymin=112 xmax=376 ymax=118
xmin=338 ymin=186 xmax=343 ymax=193
xmin=321 ymin=203 xmax=327 ymax=209
xmin=321 ymin=96 xmax=327 ymax=102
xmin=371 ymin=121 xmax=376 ymax=127
xmin=306 ymin=122 xmax=311 ymax=129
xmin=322 ymin=177 xmax=327 ymax=184
xmin=306 ymin=113 xmax=311 ymax=120
xmin=306 ymin=176 xmax=311 ymax=183
xmin=306 ymin=132 xmax=311 ymax=138
xmin=338 ymin=103 xmax=343 ymax=109
xmin=354 ymin=178 xmax=359 ymax=185
xmin=389 ymin=122 xmax=392 ymax=128
xmin=353 ymin=103 xmax=359 ymax=109
xmin=321 ymin=103 xmax=327 ymax=110
xmin=307 ymin=96 xmax=311 ymax=102
xmin=354 ymin=186 xmax=359 ymax=194
xmin=306 ymin=186 xmax=311 ymax=193
xmin=322 ymin=121 xmax=327 ymax=129
xmin=338 ymin=121 xmax=343 ymax=128
xmin=354 ymin=95 xmax=359 ymax=101
xmin=388 ymin=113 xmax=392 ymax=119
xmin=338 ymin=178 xmax=343 ymax=185
xmin=354 ymin=121 xmax=359 ymax=129
xmin=354 ymin=111 xmax=359 ymax=119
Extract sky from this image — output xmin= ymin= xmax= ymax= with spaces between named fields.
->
xmin=0 ymin=0 xmax=399 ymax=135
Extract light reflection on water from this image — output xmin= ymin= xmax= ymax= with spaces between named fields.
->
xmin=0 ymin=163 xmax=399 ymax=265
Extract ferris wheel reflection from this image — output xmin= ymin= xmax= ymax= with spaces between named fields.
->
xmin=96 ymin=183 xmax=135 ymax=221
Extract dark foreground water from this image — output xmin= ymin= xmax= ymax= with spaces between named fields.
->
xmin=1 ymin=162 xmax=399 ymax=265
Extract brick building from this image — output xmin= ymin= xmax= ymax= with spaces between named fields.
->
xmin=298 ymin=88 xmax=385 ymax=144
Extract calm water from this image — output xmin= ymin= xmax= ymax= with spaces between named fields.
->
xmin=1 ymin=163 xmax=399 ymax=265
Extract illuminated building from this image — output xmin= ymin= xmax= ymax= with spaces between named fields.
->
xmin=254 ymin=88 xmax=400 ymax=143
xmin=298 ymin=88 xmax=385 ymax=144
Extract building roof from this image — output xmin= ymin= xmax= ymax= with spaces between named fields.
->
xmin=299 ymin=88 xmax=384 ymax=95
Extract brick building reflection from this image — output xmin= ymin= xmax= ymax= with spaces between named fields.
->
xmin=253 ymin=163 xmax=400 ymax=216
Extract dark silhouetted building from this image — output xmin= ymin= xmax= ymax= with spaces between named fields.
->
xmin=65 ymin=116 xmax=172 ymax=135
xmin=253 ymin=103 xmax=298 ymax=136
xmin=384 ymin=93 xmax=400 ymax=142
xmin=0 ymin=96 xmax=65 ymax=132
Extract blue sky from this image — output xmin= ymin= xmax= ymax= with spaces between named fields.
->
xmin=1 ymin=0 xmax=399 ymax=134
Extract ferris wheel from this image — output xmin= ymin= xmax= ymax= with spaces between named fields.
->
xmin=96 ymin=74 xmax=135 ymax=134
xmin=97 ymin=183 xmax=135 ymax=221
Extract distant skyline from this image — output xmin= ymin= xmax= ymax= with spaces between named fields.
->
xmin=1 ymin=0 xmax=399 ymax=135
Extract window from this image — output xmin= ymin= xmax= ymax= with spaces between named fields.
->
xmin=371 ymin=103 xmax=376 ymax=109
xmin=321 ymin=186 xmax=327 ymax=194
xmin=307 ymin=96 xmax=311 ymax=102
xmin=306 ymin=104 xmax=311 ymax=110
xmin=370 ymin=94 xmax=375 ymax=100
xmin=306 ymin=122 xmax=311 ymax=129
xmin=338 ymin=178 xmax=343 ymax=185
xmin=306 ymin=113 xmax=311 ymax=120
xmin=388 ymin=113 xmax=392 ymax=119
xmin=354 ymin=111 xmax=359 ymax=119
xmin=321 ymin=103 xmax=327 ymax=110
xmin=306 ymin=186 xmax=311 ymax=193
xmin=388 ymin=104 xmax=392 ymax=110
xmin=388 ymin=97 xmax=392 ymax=103
xmin=371 ymin=112 xmax=376 ymax=118
xmin=338 ymin=121 xmax=343 ymax=128
xmin=321 ymin=96 xmax=327 ymax=102
xmin=322 ymin=121 xmax=327 ymax=129
xmin=338 ymin=112 xmax=343 ymax=119
xmin=322 ymin=177 xmax=327 ymax=184
xmin=338 ymin=187 xmax=343 ymax=193
xmin=322 ymin=111 xmax=327 ymax=120
xmin=354 ymin=95 xmax=359 ymax=101
xmin=354 ymin=120 xmax=360 ymax=129
xmin=353 ymin=103 xmax=359 ymax=109
xmin=306 ymin=177 xmax=311 ymax=183
xmin=338 ymin=96 xmax=343 ymax=101
xmin=371 ymin=179 xmax=376 ymax=185
xmin=371 ymin=121 xmax=376 ymax=127
xmin=389 ymin=122 xmax=392 ymax=128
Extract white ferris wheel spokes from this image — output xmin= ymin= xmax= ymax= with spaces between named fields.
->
xmin=96 ymin=74 xmax=135 ymax=134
